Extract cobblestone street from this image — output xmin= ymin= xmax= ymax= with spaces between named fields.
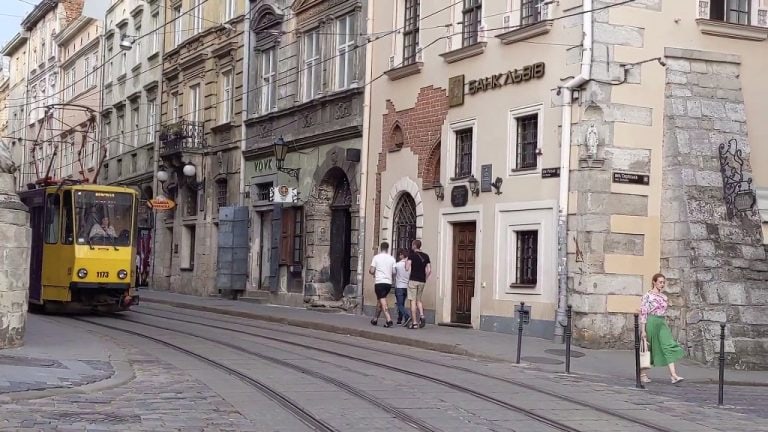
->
xmin=1 ymin=309 xmax=767 ymax=431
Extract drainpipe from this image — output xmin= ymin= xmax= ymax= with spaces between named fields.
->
xmin=356 ymin=2 xmax=374 ymax=315
xmin=239 ymin=11 xmax=250 ymax=207
xmin=555 ymin=0 xmax=593 ymax=341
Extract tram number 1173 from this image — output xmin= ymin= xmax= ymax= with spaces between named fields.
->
xmin=96 ymin=271 xmax=109 ymax=278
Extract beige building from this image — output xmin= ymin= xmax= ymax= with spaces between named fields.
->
xmin=366 ymin=0 xmax=768 ymax=369
xmin=1 ymin=33 xmax=30 ymax=183
xmin=153 ymin=0 xmax=246 ymax=296
xmin=19 ymin=0 xmax=84 ymax=186
xmin=54 ymin=15 xmax=102 ymax=183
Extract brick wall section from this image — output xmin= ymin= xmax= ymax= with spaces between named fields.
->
xmin=373 ymin=86 xmax=448 ymax=247
xmin=61 ymin=0 xmax=84 ymax=24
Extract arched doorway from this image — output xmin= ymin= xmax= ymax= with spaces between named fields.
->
xmin=392 ymin=193 xmax=416 ymax=254
xmin=329 ymin=173 xmax=352 ymax=298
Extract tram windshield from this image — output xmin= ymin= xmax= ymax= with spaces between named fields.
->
xmin=74 ymin=190 xmax=134 ymax=247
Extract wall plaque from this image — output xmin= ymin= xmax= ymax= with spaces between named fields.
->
xmin=612 ymin=172 xmax=650 ymax=185
xmin=542 ymin=167 xmax=560 ymax=178
xmin=451 ymin=185 xmax=469 ymax=207
xmin=481 ymin=164 xmax=492 ymax=192
xmin=448 ymin=75 xmax=465 ymax=107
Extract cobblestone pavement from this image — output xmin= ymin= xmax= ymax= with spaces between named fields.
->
xmin=0 ymin=355 xmax=113 ymax=394
xmin=2 ymin=307 xmax=766 ymax=432
xmin=0 ymin=345 xmax=262 ymax=431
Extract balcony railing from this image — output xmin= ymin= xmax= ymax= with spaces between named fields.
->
xmin=159 ymin=120 xmax=207 ymax=157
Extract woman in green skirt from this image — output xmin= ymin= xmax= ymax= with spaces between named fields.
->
xmin=640 ymin=273 xmax=685 ymax=384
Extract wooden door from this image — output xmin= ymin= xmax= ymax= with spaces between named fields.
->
xmin=451 ymin=222 xmax=476 ymax=324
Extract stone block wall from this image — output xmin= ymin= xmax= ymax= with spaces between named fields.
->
xmin=661 ymin=48 xmax=768 ymax=370
xmin=0 ymin=173 xmax=30 ymax=349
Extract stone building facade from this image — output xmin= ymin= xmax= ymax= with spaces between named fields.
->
xmin=366 ymin=0 xmax=768 ymax=368
xmin=55 ymin=15 xmax=102 ymax=183
xmin=152 ymin=0 xmax=246 ymax=296
xmin=242 ymin=0 xmax=367 ymax=308
xmin=1 ymin=33 xmax=30 ymax=187
xmin=19 ymin=0 xmax=84 ymax=187
xmin=99 ymin=0 xmax=167 ymax=284
xmin=560 ymin=0 xmax=768 ymax=370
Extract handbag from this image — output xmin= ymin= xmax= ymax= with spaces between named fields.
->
xmin=640 ymin=338 xmax=651 ymax=369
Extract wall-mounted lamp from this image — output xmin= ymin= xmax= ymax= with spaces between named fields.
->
xmin=273 ymin=136 xmax=300 ymax=180
xmin=491 ymin=177 xmax=503 ymax=195
xmin=433 ymin=181 xmax=444 ymax=201
xmin=468 ymin=175 xmax=480 ymax=196
xmin=156 ymin=165 xmax=173 ymax=196
xmin=182 ymin=162 xmax=205 ymax=191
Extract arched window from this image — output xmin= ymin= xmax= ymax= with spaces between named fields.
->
xmin=392 ymin=123 xmax=404 ymax=149
xmin=392 ymin=193 xmax=416 ymax=253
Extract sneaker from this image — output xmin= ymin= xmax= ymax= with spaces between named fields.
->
xmin=403 ymin=316 xmax=412 ymax=327
xmin=671 ymin=376 xmax=684 ymax=384
xmin=384 ymin=321 xmax=393 ymax=328
xmin=370 ymin=318 xmax=378 ymax=326
xmin=419 ymin=316 xmax=426 ymax=328
xmin=396 ymin=318 xmax=402 ymax=325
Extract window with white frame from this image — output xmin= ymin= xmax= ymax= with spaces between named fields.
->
xmin=521 ymin=0 xmax=546 ymax=25
xmin=106 ymin=45 xmax=113 ymax=81
xmin=65 ymin=67 xmax=76 ymax=99
xmin=189 ymin=84 xmax=200 ymax=122
xmin=147 ymin=98 xmax=156 ymax=142
xmin=152 ymin=13 xmax=160 ymax=53
xmin=303 ymin=29 xmax=322 ymax=100
xmin=171 ymin=93 xmax=179 ymax=121
xmin=90 ymin=52 xmax=98 ymax=86
xmin=403 ymin=0 xmax=420 ymax=65
xmin=117 ymin=113 xmax=125 ymax=154
xmin=131 ymin=105 xmax=140 ymax=147
xmin=101 ymin=119 xmax=111 ymax=160
xmin=134 ymin=26 xmax=142 ymax=65
xmin=454 ymin=128 xmax=473 ymax=178
xmin=192 ymin=0 xmax=204 ymax=35
xmin=120 ymin=52 xmax=126 ymax=75
xmin=509 ymin=105 xmax=542 ymax=173
xmin=83 ymin=56 xmax=90 ymax=87
xmin=220 ymin=69 xmax=233 ymax=123
xmin=462 ymin=0 xmax=482 ymax=47
xmin=336 ymin=14 xmax=356 ymax=89
xmin=173 ymin=6 xmax=183 ymax=47
xmin=260 ymin=48 xmax=277 ymax=113
xmin=224 ymin=0 xmax=236 ymax=21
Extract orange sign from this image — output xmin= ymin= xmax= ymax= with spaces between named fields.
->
xmin=147 ymin=197 xmax=176 ymax=211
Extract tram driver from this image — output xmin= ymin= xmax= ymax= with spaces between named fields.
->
xmin=89 ymin=216 xmax=117 ymax=240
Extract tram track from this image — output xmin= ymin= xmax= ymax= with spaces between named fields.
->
xmin=70 ymin=317 xmax=337 ymax=432
xmin=74 ymin=316 xmax=442 ymax=432
xmin=127 ymin=307 xmax=675 ymax=432
xmin=136 ymin=305 xmax=677 ymax=432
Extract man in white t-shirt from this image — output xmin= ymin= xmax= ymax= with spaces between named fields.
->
xmin=369 ymin=241 xmax=396 ymax=327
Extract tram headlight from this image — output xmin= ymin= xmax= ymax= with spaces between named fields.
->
xmin=77 ymin=268 xmax=88 ymax=279
xmin=117 ymin=269 xmax=128 ymax=280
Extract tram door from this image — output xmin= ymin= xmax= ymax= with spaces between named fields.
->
xmin=28 ymin=203 xmax=45 ymax=303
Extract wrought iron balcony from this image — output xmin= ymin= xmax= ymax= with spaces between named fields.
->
xmin=159 ymin=120 xmax=207 ymax=157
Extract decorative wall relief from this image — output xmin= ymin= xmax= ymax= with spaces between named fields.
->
xmin=718 ymin=138 xmax=756 ymax=218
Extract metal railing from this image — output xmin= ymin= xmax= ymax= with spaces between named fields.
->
xmin=159 ymin=120 xmax=207 ymax=156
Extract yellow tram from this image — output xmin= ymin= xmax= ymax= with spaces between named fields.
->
xmin=20 ymin=183 xmax=139 ymax=312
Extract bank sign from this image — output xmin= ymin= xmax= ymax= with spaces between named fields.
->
xmin=449 ymin=62 xmax=546 ymax=107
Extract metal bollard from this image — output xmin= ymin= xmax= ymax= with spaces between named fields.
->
xmin=634 ymin=314 xmax=644 ymax=389
xmin=516 ymin=302 xmax=525 ymax=364
xmin=565 ymin=305 xmax=573 ymax=374
xmin=718 ymin=323 xmax=726 ymax=406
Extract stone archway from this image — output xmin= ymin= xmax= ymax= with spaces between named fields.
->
xmin=305 ymin=166 xmax=354 ymax=301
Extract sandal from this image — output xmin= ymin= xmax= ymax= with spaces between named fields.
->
xmin=671 ymin=376 xmax=684 ymax=384
xmin=419 ymin=316 xmax=426 ymax=328
xmin=409 ymin=324 xmax=419 ymax=329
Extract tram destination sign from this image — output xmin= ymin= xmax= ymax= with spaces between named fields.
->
xmin=612 ymin=172 xmax=650 ymax=185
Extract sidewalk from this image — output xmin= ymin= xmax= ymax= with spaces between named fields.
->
xmin=139 ymin=289 xmax=768 ymax=386
xmin=0 ymin=314 xmax=132 ymax=400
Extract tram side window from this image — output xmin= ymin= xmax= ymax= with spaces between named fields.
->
xmin=44 ymin=194 xmax=60 ymax=244
xmin=61 ymin=191 xmax=74 ymax=245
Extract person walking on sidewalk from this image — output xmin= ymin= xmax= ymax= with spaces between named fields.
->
xmin=406 ymin=239 xmax=431 ymax=329
xmin=369 ymin=242 xmax=396 ymax=328
xmin=640 ymin=273 xmax=685 ymax=384
xmin=393 ymin=248 xmax=411 ymax=326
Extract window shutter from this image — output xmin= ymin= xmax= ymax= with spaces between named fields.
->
xmin=279 ymin=208 xmax=295 ymax=264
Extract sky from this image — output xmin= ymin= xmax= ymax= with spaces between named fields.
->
xmin=0 ymin=0 xmax=33 ymax=51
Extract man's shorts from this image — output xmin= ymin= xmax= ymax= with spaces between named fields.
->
xmin=374 ymin=283 xmax=392 ymax=300
xmin=407 ymin=281 xmax=425 ymax=301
